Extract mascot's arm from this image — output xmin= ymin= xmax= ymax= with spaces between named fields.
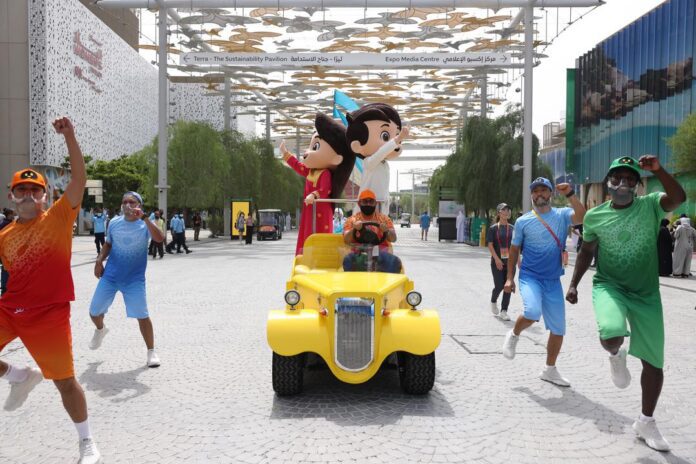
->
xmin=364 ymin=139 xmax=397 ymax=172
xmin=286 ymin=155 xmax=310 ymax=178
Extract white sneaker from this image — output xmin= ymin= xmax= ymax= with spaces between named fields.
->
xmin=502 ymin=330 xmax=519 ymax=359
xmin=633 ymin=418 xmax=671 ymax=452
xmin=3 ymin=367 xmax=43 ymax=411
xmin=147 ymin=349 xmax=160 ymax=368
xmin=89 ymin=327 xmax=109 ymax=350
xmin=78 ymin=438 xmax=102 ymax=464
xmin=490 ymin=302 xmax=499 ymax=315
xmin=609 ymin=348 xmax=631 ymax=389
xmin=498 ymin=310 xmax=511 ymax=321
xmin=540 ymin=366 xmax=571 ymax=387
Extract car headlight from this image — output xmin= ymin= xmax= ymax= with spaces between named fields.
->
xmin=406 ymin=291 xmax=422 ymax=308
xmin=285 ymin=290 xmax=300 ymax=307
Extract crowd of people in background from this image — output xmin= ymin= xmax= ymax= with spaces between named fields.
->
xmin=657 ymin=214 xmax=696 ymax=278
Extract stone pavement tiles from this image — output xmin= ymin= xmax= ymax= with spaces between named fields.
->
xmin=1 ymin=228 xmax=695 ymax=463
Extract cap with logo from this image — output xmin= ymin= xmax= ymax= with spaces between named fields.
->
xmin=607 ymin=156 xmax=642 ymax=178
xmin=529 ymin=177 xmax=553 ymax=191
xmin=11 ymin=169 xmax=46 ymax=190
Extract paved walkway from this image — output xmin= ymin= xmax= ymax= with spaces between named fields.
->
xmin=1 ymin=227 xmax=695 ymax=463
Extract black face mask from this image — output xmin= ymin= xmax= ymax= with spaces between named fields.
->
xmin=359 ymin=204 xmax=376 ymax=216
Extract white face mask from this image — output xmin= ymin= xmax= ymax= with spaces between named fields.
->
xmin=606 ymin=179 xmax=637 ymax=206
xmin=10 ymin=191 xmax=46 ymax=219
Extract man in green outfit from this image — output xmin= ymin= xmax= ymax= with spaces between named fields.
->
xmin=566 ymin=155 xmax=685 ymax=452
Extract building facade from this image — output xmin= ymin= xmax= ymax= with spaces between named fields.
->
xmin=568 ymin=0 xmax=695 ymax=213
xmin=1 ymin=0 xmax=248 ymax=209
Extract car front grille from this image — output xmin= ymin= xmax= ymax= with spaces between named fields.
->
xmin=334 ymin=297 xmax=374 ymax=372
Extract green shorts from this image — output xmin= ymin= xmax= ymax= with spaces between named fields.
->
xmin=592 ymin=284 xmax=664 ymax=368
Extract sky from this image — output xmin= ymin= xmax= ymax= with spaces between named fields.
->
xmin=135 ymin=0 xmax=667 ymax=192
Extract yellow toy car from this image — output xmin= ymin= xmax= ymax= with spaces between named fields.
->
xmin=266 ymin=233 xmax=441 ymax=395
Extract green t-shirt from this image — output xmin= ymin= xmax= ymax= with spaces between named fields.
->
xmin=583 ymin=192 xmax=665 ymax=295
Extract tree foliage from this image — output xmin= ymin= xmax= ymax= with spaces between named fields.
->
xmin=667 ymin=112 xmax=696 ymax=173
xmin=81 ymin=121 xmax=304 ymax=215
xmin=433 ymin=109 xmax=551 ymax=217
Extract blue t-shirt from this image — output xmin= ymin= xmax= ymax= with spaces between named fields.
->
xmin=420 ymin=213 xmax=431 ymax=228
xmin=103 ymin=216 xmax=151 ymax=283
xmin=171 ymin=216 xmax=185 ymax=233
xmin=511 ymin=207 xmax=574 ymax=280
xmin=92 ymin=214 xmax=107 ymax=234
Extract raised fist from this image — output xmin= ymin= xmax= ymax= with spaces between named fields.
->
xmin=556 ymin=183 xmax=572 ymax=196
xmin=638 ymin=155 xmax=661 ymax=172
xmin=52 ymin=117 xmax=74 ymax=136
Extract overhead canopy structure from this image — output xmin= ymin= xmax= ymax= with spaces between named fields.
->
xmin=95 ymin=0 xmax=604 ymax=212
xmin=96 ymin=1 xmax=602 ymax=7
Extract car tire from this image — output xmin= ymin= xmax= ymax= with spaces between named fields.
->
xmin=272 ymin=352 xmax=306 ymax=396
xmin=398 ymin=352 xmax=435 ymax=394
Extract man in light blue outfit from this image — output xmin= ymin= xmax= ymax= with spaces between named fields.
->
xmin=166 ymin=212 xmax=190 ymax=254
xmin=88 ymin=192 xmax=165 ymax=368
xmin=501 ymin=177 xmax=586 ymax=387
xmin=420 ymin=211 xmax=431 ymax=241
xmin=91 ymin=207 xmax=107 ymax=255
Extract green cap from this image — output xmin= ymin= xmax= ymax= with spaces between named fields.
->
xmin=608 ymin=156 xmax=642 ymax=177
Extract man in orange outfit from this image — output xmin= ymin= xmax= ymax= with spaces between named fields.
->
xmin=0 ymin=117 xmax=101 ymax=463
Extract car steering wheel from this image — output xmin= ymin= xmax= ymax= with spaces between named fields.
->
xmin=353 ymin=221 xmax=388 ymax=246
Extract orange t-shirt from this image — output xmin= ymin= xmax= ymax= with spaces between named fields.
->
xmin=344 ymin=212 xmax=394 ymax=252
xmin=0 ymin=196 xmax=79 ymax=308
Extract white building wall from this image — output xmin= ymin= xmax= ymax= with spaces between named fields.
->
xmin=28 ymin=0 xmax=158 ymax=167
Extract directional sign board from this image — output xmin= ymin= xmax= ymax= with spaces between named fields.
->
xmin=85 ymin=179 xmax=103 ymax=188
xmin=88 ymin=187 xmax=102 ymax=196
xmin=181 ymin=53 xmax=512 ymax=69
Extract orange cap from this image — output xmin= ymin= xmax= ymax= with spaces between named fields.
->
xmin=11 ymin=169 xmax=47 ymax=190
xmin=358 ymin=189 xmax=376 ymax=201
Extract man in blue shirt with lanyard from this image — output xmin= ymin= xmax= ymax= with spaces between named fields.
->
xmin=502 ymin=178 xmax=585 ymax=387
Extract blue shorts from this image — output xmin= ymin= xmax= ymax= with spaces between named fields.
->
xmin=89 ymin=278 xmax=149 ymax=319
xmin=519 ymin=276 xmax=566 ymax=336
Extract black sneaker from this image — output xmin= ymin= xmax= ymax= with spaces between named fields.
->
xmin=185 ymin=249 xmax=192 ymax=254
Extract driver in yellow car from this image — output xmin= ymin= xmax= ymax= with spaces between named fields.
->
xmin=342 ymin=189 xmax=402 ymax=273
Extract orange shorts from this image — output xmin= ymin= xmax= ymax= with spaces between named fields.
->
xmin=0 ymin=302 xmax=74 ymax=380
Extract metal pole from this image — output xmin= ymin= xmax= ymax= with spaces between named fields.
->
xmin=411 ymin=171 xmax=415 ymax=216
xmin=522 ymin=3 xmax=534 ymax=212
xmin=396 ymin=170 xmax=399 ymax=214
xmin=223 ymin=76 xmax=230 ymax=131
xmin=295 ymin=126 xmax=301 ymax=156
xmin=480 ymin=74 xmax=488 ymax=119
xmin=156 ymin=2 xmax=168 ymax=214
xmin=265 ymin=106 xmax=271 ymax=142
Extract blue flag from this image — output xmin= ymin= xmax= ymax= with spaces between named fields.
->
xmin=333 ymin=90 xmax=363 ymax=173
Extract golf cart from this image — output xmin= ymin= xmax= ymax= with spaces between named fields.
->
xmin=398 ymin=213 xmax=411 ymax=228
xmin=257 ymin=209 xmax=283 ymax=241
xmin=266 ymin=199 xmax=440 ymax=396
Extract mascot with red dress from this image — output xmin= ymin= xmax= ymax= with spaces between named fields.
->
xmin=281 ymin=113 xmax=356 ymax=255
